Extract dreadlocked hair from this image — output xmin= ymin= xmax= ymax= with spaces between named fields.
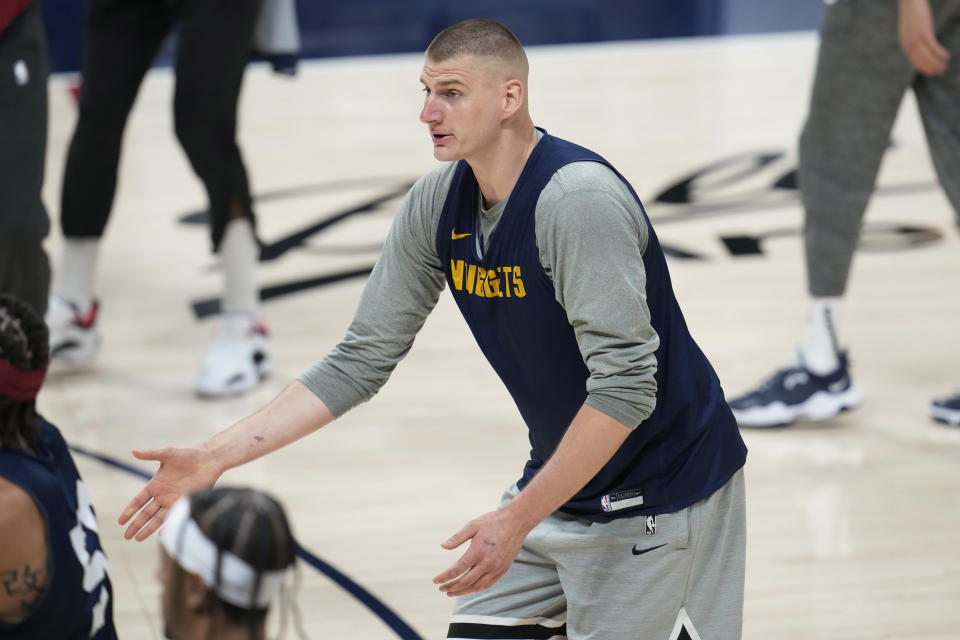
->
xmin=0 ymin=294 xmax=50 ymax=451
xmin=188 ymin=487 xmax=302 ymax=639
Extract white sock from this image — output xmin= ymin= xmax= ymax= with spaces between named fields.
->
xmin=53 ymin=238 xmax=99 ymax=313
xmin=800 ymin=297 xmax=843 ymax=375
xmin=220 ymin=218 xmax=260 ymax=316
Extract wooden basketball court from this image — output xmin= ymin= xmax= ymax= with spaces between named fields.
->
xmin=36 ymin=32 xmax=960 ymax=639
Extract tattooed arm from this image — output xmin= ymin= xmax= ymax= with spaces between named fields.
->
xmin=0 ymin=476 xmax=48 ymax=622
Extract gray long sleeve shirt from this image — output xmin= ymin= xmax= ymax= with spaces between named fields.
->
xmin=299 ymin=143 xmax=660 ymax=429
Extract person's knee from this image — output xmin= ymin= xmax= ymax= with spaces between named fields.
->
xmin=0 ymin=235 xmax=50 ymax=315
xmin=173 ymin=92 xmax=231 ymax=158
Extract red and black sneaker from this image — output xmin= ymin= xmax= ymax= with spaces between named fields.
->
xmin=195 ymin=313 xmax=272 ymax=397
xmin=44 ymin=295 xmax=101 ymax=364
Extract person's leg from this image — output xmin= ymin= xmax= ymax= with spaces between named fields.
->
xmin=915 ymin=1 xmax=960 ymax=424
xmin=0 ymin=241 xmax=50 ymax=318
xmin=173 ymin=0 xmax=260 ymax=256
xmin=60 ymin=0 xmax=172 ymax=245
xmin=449 ymin=549 xmax=567 ymax=639
xmin=914 ymin=1 xmax=960 ymax=225
xmin=173 ymin=0 xmax=270 ymax=396
xmin=553 ymin=470 xmax=745 ymax=640
xmin=448 ymin=486 xmax=568 ymax=639
xmin=48 ymin=0 xmax=172 ymax=363
xmin=802 ymin=0 xmax=918 ymax=367
xmin=674 ymin=469 xmax=746 ymax=640
xmin=801 ymin=0 xmax=915 ymax=301
xmin=729 ymin=1 xmax=915 ymax=427
xmin=60 ymin=0 xmax=171 ymax=245
xmin=0 ymin=1 xmax=50 ymax=316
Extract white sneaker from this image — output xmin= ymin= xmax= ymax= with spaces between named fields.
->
xmin=195 ymin=313 xmax=272 ymax=397
xmin=45 ymin=295 xmax=101 ymax=365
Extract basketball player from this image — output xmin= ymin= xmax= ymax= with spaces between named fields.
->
xmin=44 ymin=0 xmax=279 ymax=397
xmin=121 ymin=19 xmax=748 ymax=639
xmin=158 ymin=487 xmax=301 ymax=640
xmin=0 ymin=294 xmax=117 ymax=638
xmin=0 ymin=0 xmax=50 ymax=316
xmin=728 ymin=0 xmax=960 ymax=428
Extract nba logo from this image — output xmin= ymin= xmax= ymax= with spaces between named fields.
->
xmin=601 ymin=495 xmax=611 ymax=512
xmin=645 ymin=515 xmax=656 ymax=535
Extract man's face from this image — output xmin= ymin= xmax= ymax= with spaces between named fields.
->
xmin=419 ymin=55 xmax=506 ymax=163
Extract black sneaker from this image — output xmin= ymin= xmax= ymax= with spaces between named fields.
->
xmin=728 ymin=352 xmax=862 ymax=428
xmin=929 ymin=392 xmax=960 ymax=427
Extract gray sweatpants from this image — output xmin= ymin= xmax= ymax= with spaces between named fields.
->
xmin=448 ymin=469 xmax=746 ymax=640
xmin=801 ymin=0 xmax=960 ymax=297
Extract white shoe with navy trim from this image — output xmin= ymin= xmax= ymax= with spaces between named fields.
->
xmin=930 ymin=392 xmax=960 ymax=427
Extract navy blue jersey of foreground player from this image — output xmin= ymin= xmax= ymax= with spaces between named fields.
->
xmin=0 ymin=419 xmax=116 ymax=639
xmin=436 ymin=131 xmax=746 ymax=521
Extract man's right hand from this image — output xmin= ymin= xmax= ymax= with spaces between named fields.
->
xmin=118 ymin=445 xmax=222 ymax=541
xmin=899 ymin=0 xmax=950 ymax=75
xmin=118 ymin=382 xmax=338 ymax=541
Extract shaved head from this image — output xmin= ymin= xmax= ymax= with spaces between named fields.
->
xmin=419 ymin=19 xmax=535 ymax=170
xmin=425 ymin=19 xmax=528 ymax=82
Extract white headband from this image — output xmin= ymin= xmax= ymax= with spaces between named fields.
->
xmin=160 ymin=497 xmax=292 ymax=609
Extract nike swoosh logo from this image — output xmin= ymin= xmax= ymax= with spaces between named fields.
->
xmin=632 ymin=543 xmax=667 ymax=556
xmin=451 ymin=230 xmax=472 ymax=240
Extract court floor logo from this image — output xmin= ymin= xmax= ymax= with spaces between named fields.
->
xmin=179 ymin=176 xmax=413 ymax=319
xmin=179 ymin=148 xmax=945 ymax=318
xmin=648 ymin=148 xmax=943 ymax=260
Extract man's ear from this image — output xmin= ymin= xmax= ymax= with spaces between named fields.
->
xmin=502 ymin=79 xmax=524 ymax=119
xmin=184 ymin=572 xmax=209 ymax=614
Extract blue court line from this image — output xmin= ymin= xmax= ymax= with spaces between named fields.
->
xmin=68 ymin=443 xmax=425 ymax=640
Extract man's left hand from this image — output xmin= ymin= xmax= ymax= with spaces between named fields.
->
xmin=433 ymin=508 xmax=530 ymax=597
xmin=899 ymin=0 xmax=950 ymax=75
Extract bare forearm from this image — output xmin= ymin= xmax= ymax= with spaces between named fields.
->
xmin=502 ymin=404 xmax=632 ymax=531
xmin=120 ymin=382 xmax=336 ymax=540
xmin=204 ymin=380 xmax=335 ymax=474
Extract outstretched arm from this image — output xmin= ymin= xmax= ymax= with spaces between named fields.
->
xmin=118 ymin=380 xmax=333 ymax=540
xmin=120 ymin=168 xmax=452 ymax=542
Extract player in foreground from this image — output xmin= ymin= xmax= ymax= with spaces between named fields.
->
xmin=121 ymin=19 xmax=747 ymax=639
